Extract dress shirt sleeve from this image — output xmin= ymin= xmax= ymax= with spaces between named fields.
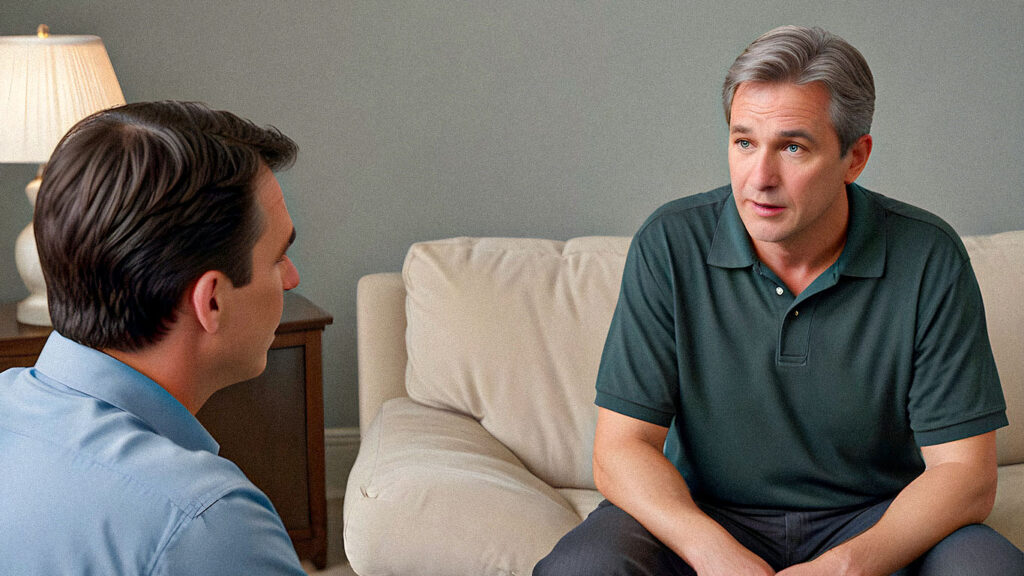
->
xmin=152 ymin=484 xmax=307 ymax=576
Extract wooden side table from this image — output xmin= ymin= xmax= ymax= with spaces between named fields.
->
xmin=0 ymin=305 xmax=50 ymax=372
xmin=0 ymin=292 xmax=334 ymax=569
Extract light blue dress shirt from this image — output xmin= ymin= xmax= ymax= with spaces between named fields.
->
xmin=0 ymin=332 xmax=307 ymax=575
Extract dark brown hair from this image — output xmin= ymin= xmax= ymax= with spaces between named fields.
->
xmin=35 ymin=101 xmax=298 ymax=351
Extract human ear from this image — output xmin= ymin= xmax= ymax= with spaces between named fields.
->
xmin=844 ymin=134 xmax=873 ymax=184
xmin=190 ymin=270 xmax=224 ymax=334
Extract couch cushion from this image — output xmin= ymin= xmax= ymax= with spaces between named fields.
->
xmin=343 ymin=398 xmax=585 ymax=575
xmin=963 ymin=231 xmax=1024 ymax=465
xmin=988 ymin=463 xmax=1024 ymax=550
xmin=403 ymin=237 xmax=629 ymax=489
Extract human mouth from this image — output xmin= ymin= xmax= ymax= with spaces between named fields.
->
xmin=751 ymin=201 xmax=785 ymax=217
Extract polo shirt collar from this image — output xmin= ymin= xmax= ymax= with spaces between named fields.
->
xmin=707 ymin=183 xmax=885 ymax=279
xmin=707 ymin=189 xmax=757 ymax=268
xmin=836 ymin=183 xmax=886 ymax=278
xmin=34 ymin=332 xmax=219 ymax=454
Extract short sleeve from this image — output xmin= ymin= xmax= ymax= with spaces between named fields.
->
xmin=909 ymin=261 xmax=1008 ymax=446
xmin=595 ymin=230 xmax=680 ymax=427
xmin=153 ymin=485 xmax=306 ymax=576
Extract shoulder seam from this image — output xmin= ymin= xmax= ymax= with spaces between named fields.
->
xmin=862 ymin=189 xmax=968 ymax=261
xmin=636 ymin=187 xmax=729 ymax=238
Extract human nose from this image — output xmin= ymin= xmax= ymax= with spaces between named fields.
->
xmin=282 ymin=256 xmax=300 ymax=290
xmin=749 ymin=150 xmax=780 ymax=191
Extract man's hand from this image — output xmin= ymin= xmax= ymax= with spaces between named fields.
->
xmin=690 ymin=535 xmax=775 ymax=576
xmin=776 ymin=563 xmax=825 ymax=576
xmin=775 ymin=549 xmax=848 ymax=576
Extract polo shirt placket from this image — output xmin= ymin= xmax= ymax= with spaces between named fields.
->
xmin=755 ymin=265 xmax=813 ymax=368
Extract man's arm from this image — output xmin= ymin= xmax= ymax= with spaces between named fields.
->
xmin=594 ymin=407 xmax=775 ymax=576
xmin=780 ymin=431 xmax=998 ymax=576
xmin=155 ymin=486 xmax=307 ymax=575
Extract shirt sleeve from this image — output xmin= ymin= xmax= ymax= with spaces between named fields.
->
xmin=595 ymin=228 xmax=680 ymax=427
xmin=152 ymin=484 xmax=307 ymax=576
xmin=909 ymin=259 xmax=1008 ymax=446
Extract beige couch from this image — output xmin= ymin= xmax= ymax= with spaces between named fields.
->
xmin=344 ymin=233 xmax=1024 ymax=575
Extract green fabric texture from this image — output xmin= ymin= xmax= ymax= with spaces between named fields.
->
xmin=595 ymin=184 xmax=1007 ymax=510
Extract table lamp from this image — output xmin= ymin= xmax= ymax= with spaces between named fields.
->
xmin=0 ymin=25 xmax=125 ymax=325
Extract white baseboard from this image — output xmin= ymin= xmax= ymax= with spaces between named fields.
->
xmin=324 ymin=427 xmax=361 ymax=501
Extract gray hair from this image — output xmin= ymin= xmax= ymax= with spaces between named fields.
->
xmin=722 ymin=26 xmax=875 ymax=156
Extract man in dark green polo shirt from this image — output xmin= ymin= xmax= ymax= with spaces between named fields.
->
xmin=534 ymin=25 xmax=1022 ymax=575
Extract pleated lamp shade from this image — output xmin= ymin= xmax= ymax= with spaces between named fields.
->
xmin=0 ymin=27 xmax=126 ymax=163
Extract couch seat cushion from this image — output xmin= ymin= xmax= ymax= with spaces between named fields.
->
xmin=344 ymin=398 xmax=588 ymax=575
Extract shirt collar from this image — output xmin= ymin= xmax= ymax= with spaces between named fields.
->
xmin=34 ymin=332 xmax=219 ymax=454
xmin=707 ymin=189 xmax=757 ymax=268
xmin=707 ymin=183 xmax=885 ymax=278
xmin=835 ymin=183 xmax=886 ymax=278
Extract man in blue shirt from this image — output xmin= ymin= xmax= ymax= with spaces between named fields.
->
xmin=535 ymin=26 xmax=1022 ymax=575
xmin=0 ymin=101 xmax=308 ymax=574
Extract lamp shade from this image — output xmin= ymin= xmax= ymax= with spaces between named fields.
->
xmin=0 ymin=32 xmax=126 ymax=163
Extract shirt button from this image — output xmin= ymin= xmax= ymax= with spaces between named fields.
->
xmin=794 ymin=310 xmax=800 ymax=317
xmin=776 ymin=286 xmax=784 ymax=295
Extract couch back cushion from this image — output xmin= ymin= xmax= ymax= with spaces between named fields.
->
xmin=963 ymin=231 xmax=1024 ymax=465
xmin=403 ymin=237 xmax=629 ymax=489
xmin=402 ymin=231 xmax=1024 ymax=489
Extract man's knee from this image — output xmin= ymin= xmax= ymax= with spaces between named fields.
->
xmin=914 ymin=524 xmax=1023 ymax=576
xmin=533 ymin=530 xmax=630 ymax=576
xmin=533 ymin=500 xmax=693 ymax=576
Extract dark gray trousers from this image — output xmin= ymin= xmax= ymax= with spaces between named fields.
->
xmin=533 ymin=499 xmax=1024 ymax=575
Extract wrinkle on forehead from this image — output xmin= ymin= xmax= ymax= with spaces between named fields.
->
xmin=730 ymin=82 xmax=836 ymax=148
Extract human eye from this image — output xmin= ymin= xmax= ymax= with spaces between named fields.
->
xmin=735 ymin=139 xmax=752 ymax=150
xmin=785 ymin=143 xmax=804 ymax=155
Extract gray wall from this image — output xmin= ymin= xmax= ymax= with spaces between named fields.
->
xmin=2 ymin=1 xmax=1022 ymax=428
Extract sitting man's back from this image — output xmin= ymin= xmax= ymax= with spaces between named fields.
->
xmin=0 ymin=101 xmax=306 ymax=575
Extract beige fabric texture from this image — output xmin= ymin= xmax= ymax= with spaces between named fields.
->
xmin=990 ymin=463 xmax=1024 ymax=551
xmin=343 ymin=397 xmax=584 ymax=576
xmin=356 ymin=273 xmax=409 ymax=429
xmin=963 ymin=230 xmax=1024 ymax=465
xmin=402 ymin=236 xmax=629 ymax=489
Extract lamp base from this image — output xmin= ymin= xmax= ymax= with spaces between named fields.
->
xmin=17 ymin=293 xmax=50 ymax=326
xmin=14 ymin=170 xmax=51 ymax=327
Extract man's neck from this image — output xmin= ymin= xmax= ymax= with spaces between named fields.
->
xmin=754 ymin=236 xmax=846 ymax=297
xmin=751 ymin=203 xmax=849 ymax=298
xmin=103 ymin=329 xmax=215 ymax=415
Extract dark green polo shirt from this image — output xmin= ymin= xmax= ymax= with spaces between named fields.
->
xmin=595 ymin=184 xmax=1008 ymax=510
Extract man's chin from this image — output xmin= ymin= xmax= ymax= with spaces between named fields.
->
xmin=234 ymin=353 xmax=270 ymax=385
xmin=744 ymin=222 xmax=793 ymax=245
xmin=252 ymin=353 xmax=271 ymax=379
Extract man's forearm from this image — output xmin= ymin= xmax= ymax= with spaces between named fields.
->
xmin=593 ymin=410 xmax=774 ymax=574
xmin=806 ymin=436 xmax=998 ymax=576
xmin=594 ymin=434 xmax=714 ymax=561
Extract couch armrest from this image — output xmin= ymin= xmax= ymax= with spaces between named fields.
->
xmin=356 ymin=273 xmax=408 ymax=429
